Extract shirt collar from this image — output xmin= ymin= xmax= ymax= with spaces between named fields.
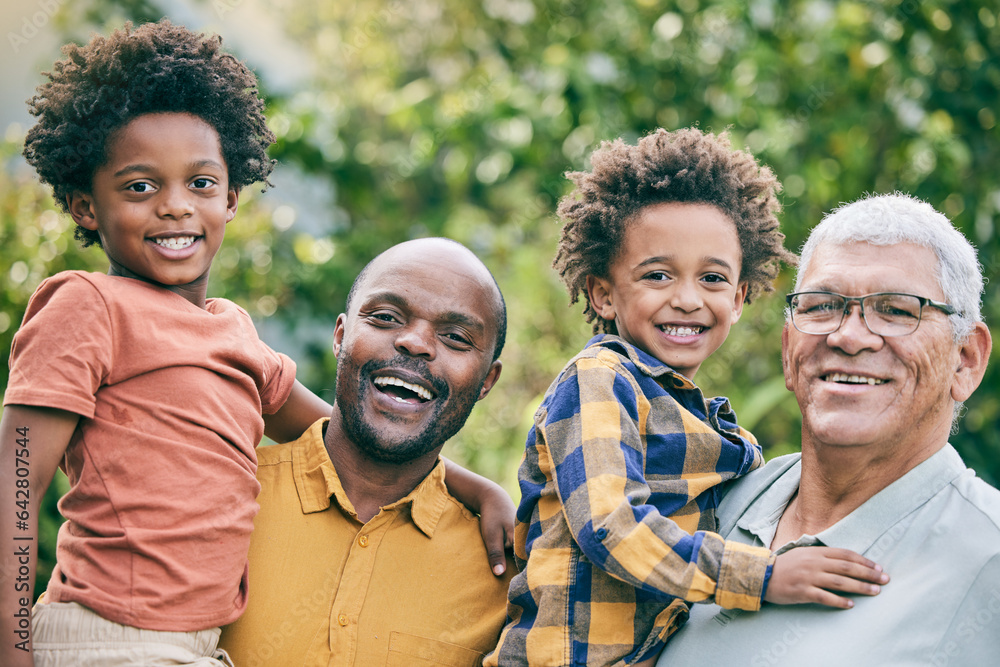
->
xmin=290 ymin=418 xmax=450 ymax=537
xmin=588 ymin=333 xmax=697 ymax=390
xmin=738 ymin=444 xmax=968 ymax=554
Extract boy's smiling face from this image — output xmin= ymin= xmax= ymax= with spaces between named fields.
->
xmin=68 ymin=112 xmax=238 ymax=307
xmin=587 ymin=202 xmax=747 ymax=378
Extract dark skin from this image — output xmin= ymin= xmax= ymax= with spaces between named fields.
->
xmin=0 ymin=116 xmax=513 ymax=666
xmin=0 ymin=112 xmax=335 ymax=667
xmin=322 ymin=240 xmax=506 ymax=538
xmin=68 ymin=111 xmax=513 ymax=563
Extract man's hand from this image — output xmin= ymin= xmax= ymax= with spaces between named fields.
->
xmin=441 ymin=459 xmax=514 ymax=576
xmin=764 ymin=546 xmax=890 ymax=609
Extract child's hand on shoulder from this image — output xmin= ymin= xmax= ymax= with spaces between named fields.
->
xmin=476 ymin=484 xmax=515 ymax=576
xmin=442 ymin=459 xmax=514 ymax=576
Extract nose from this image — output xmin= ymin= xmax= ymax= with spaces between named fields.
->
xmin=668 ymin=279 xmax=703 ymax=312
xmin=826 ymin=302 xmax=884 ymax=354
xmin=394 ymin=321 xmax=436 ymax=359
xmin=156 ymin=184 xmax=195 ymax=219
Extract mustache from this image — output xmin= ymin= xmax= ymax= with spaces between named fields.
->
xmin=359 ymin=355 xmax=450 ymax=400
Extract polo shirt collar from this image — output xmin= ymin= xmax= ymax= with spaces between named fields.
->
xmin=290 ymin=418 xmax=449 ymax=537
xmin=738 ymin=444 xmax=967 ymax=554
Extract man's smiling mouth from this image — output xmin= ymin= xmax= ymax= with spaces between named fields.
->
xmin=153 ymin=236 xmax=198 ymax=250
xmin=823 ymin=372 xmax=888 ymax=386
xmin=373 ymin=376 xmax=435 ymax=403
xmin=658 ymin=325 xmax=705 ymax=336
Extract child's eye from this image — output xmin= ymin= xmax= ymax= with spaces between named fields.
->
xmin=644 ymin=271 xmax=670 ymax=282
xmin=191 ymin=178 xmax=215 ymax=189
xmin=702 ymin=273 xmax=729 ymax=284
xmin=126 ymin=182 xmax=153 ymax=193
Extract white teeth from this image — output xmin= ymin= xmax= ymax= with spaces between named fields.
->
xmin=154 ymin=236 xmax=196 ymax=250
xmin=659 ymin=325 xmax=704 ymax=337
xmin=373 ymin=376 xmax=433 ymax=401
xmin=826 ymin=373 xmax=886 ymax=385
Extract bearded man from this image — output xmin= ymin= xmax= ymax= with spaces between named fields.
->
xmin=220 ymin=238 xmax=514 ymax=666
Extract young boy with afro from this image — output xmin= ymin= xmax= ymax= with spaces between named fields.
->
xmin=0 ymin=19 xmax=510 ymax=666
xmin=486 ymin=128 xmax=889 ymax=667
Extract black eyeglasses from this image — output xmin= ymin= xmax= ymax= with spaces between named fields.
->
xmin=785 ymin=291 xmax=957 ymax=337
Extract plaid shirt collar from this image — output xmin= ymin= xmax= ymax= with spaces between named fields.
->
xmin=587 ymin=333 xmax=698 ymax=390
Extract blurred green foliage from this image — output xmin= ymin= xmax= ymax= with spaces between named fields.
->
xmin=2 ymin=0 xmax=999 ymax=596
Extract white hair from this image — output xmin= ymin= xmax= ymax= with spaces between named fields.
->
xmin=794 ymin=192 xmax=984 ymax=341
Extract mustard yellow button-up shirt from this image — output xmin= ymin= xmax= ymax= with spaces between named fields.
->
xmin=219 ymin=419 xmax=514 ymax=667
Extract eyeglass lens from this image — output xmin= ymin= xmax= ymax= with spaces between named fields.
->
xmin=790 ymin=293 xmax=923 ymax=335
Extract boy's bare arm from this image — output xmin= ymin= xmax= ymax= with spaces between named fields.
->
xmin=765 ymin=547 xmax=890 ymax=609
xmin=262 ymin=380 xmax=331 ymax=444
xmin=441 ymin=458 xmax=514 ymax=576
xmin=0 ymin=405 xmax=78 ymax=667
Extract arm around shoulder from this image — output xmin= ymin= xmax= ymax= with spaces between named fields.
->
xmin=262 ymin=380 xmax=331 ymax=444
xmin=442 ymin=458 xmax=514 ymax=576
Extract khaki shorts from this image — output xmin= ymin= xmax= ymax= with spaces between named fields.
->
xmin=31 ymin=598 xmax=234 ymax=667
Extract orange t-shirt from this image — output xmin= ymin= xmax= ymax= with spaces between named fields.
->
xmin=4 ymin=271 xmax=296 ymax=631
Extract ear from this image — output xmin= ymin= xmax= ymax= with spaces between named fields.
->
xmin=226 ymin=187 xmax=240 ymax=223
xmin=67 ymin=192 xmax=99 ymax=230
xmin=951 ymin=322 xmax=991 ymax=402
xmin=732 ymin=280 xmax=749 ymax=322
xmin=477 ymin=360 xmax=503 ymax=401
xmin=781 ymin=323 xmax=794 ymax=391
xmin=332 ymin=313 xmax=347 ymax=356
xmin=585 ymin=275 xmax=616 ymax=321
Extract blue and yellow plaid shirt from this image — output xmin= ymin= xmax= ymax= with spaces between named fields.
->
xmin=487 ymin=335 xmax=775 ymax=667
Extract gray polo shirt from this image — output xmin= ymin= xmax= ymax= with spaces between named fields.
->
xmin=658 ymin=444 xmax=1000 ymax=666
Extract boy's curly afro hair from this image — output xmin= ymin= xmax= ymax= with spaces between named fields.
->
xmin=22 ymin=19 xmax=275 ymax=248
xmin=553 ymin=127 xmax=797 ymax=334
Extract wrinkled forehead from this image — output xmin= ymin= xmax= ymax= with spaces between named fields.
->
xmin=354 ymin=245 xmax=499 ymax=325
xmin=798 ymin=241 xmax=944 ymax=298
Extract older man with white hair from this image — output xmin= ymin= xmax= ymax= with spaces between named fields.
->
xmin=657 ymin=193 xmax=999 ymax=666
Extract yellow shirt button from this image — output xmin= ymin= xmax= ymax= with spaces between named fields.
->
xmin=338 ymin=613 xmax=348 ymax=626
xmin=358 ymin=535 xmax=369 ymax=547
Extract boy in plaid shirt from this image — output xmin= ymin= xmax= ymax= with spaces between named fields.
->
xmin=486 ymin=128 xmax=890 ymax=666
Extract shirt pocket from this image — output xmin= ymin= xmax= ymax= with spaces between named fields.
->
xmin=385 ymin=631 xmax=485 ymax=667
